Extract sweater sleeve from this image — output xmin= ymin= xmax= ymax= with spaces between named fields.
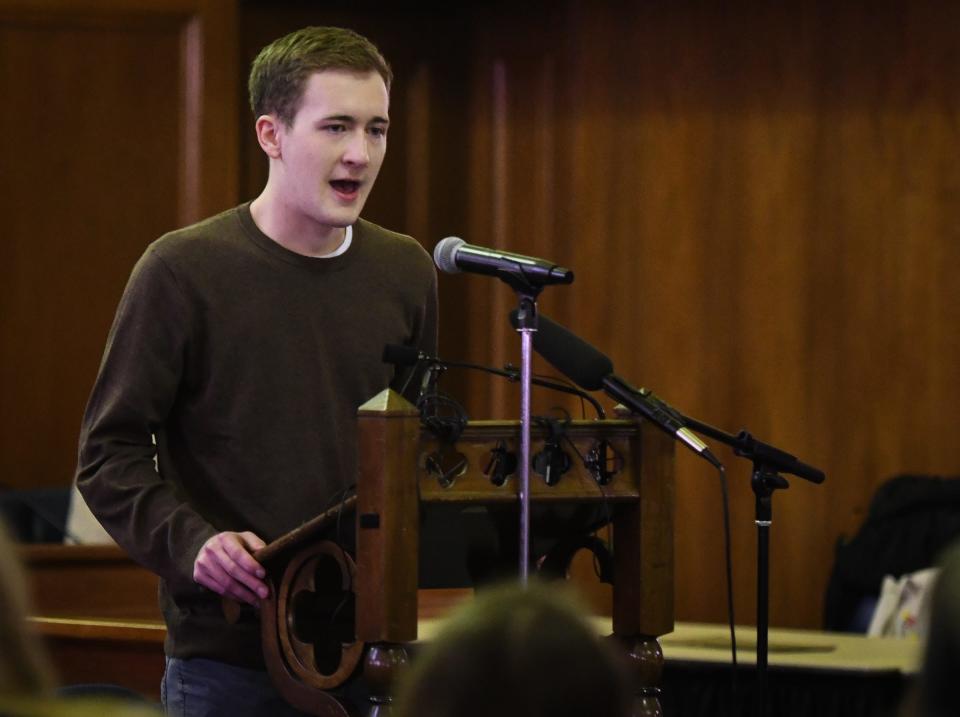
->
xmin=76 ymin=248 xmax=217 ymax=594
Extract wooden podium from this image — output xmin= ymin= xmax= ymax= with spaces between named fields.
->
xmin=259 ymin=389 xmax=676 ymax=716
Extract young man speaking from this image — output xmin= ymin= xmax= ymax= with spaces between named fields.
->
xmin=77 ymin=27 xmax=437 ymax=716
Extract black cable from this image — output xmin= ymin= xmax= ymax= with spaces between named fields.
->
xmin=715 ymin=463 xmax=739 ymax=701
xmin=417 ymin=391 xmax=469 ymax=445
xmin=383 ymin=345 xmax=606 ymax=420
xmin=510 ymin=364 xmax=597 ymax=419
xmin=502 ymin=363 xmax=605 ymax=419
xmin=536 ymin=405 xmax=617 ymax=528
xmin=543 ymin=415 xmax=614 ymax=579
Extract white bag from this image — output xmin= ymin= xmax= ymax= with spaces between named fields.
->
xmin=866 ymin=567 xmax=939 ymax=638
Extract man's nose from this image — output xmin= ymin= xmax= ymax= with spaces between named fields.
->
xmin=342 ymin=130 xmax=370 ymax=166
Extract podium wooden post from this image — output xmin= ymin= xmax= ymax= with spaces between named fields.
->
xmin=611 ymin=416 xmax=676 ymax=716
xmin=355 ymin=390 xmax=422 ymax=714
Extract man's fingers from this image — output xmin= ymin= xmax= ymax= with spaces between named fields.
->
xmin=222 ymin=533 xmax=267 ymax=579
xmin=212 ymin=542 xmax=268 ymax=598
xmin=196 ymin=560 xmax=261 ymax=607
xmin=195 ymin=559 xmax=232 ymax=594
xmin=223 ymin=581 xmax=260 ymax=606
xmin=193 ymin=532 xmax=269 ymax=603
xmin=238 ymin=531 xmax=267 ymax=553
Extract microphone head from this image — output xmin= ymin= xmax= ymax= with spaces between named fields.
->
xmin=382 ymin=343 xmax=422 ymax=367
xmin=433 ymin=236 xmax=466 ymax=274
xmin=509 ymin=311 xmax=613 ymax=391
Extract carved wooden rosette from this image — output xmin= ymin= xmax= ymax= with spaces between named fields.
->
xmin=259 ymin=540 xmax=360 ymax=717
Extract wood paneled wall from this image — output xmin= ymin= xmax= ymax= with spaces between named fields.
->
xmin=0 ymin=0 xmax=238 ymax=490
xmin=4 ymin=0 xmax=958 ymax=631
xmin=433 ymin=0 xmax=960 ymax=629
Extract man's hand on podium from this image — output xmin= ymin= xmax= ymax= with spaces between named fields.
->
xmin=194 ymin=531 xmax=269 ymax=607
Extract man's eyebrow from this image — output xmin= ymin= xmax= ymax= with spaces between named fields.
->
xmin=319 ymin=114 xmax=390 ymax=124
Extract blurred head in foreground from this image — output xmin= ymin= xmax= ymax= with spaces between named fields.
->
xmin=0 ymin=522 xmax=162 ymax=715
xmin=0 ymin=521 xmax=55 ymax=698
xmin=907 ymin=540 xmax=960 ymax=717
xmin=394 ymin=582 xmax=632 ymax=717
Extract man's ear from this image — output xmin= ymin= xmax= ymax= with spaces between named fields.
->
xmin=255 ymin=115 xmax=283 ymax=159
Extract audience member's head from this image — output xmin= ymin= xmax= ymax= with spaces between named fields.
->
xmin=905 ymin=540 xmax=960 ymax=717
xmin=393 ymin=582 xmax=632 ymax=717
xmin=0 ymin=521 xmax=55 ymax=697
xmin=0 ymin=522 xmax=162 ymax=716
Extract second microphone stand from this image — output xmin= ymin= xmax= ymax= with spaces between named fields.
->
xmin=681 ymin=416 xmax=825 ymax=717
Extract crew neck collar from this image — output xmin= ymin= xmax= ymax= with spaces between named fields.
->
xmin=236 ymin=202 xmax=360 ymax=271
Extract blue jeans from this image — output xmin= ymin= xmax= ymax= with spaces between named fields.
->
xmin=161 ymin=658 xmax=314 ymax=717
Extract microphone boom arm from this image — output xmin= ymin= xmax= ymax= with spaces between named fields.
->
xmin=663 ymin=407 xmax=825 ymax=484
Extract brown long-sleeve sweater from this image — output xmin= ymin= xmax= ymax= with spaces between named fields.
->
xmin=76 ymin=203 xmax=438 ymax=667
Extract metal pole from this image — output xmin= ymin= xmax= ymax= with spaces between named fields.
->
xmin=518 ymin=320 xmax=534 ymax=584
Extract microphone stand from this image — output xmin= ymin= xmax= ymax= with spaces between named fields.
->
xmin=512 ymin=291 xmax=539 ymax=585
xmin=496 ymin=270 xmax=564 ymax=585
xmin=401 ymin=298 xmax=539 ymax=584
xmin=434 ymin=241 xmax=573 ymax=584
xmin=676 ymin=415 xmax=825 ymax=717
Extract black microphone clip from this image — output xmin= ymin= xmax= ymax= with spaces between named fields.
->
xmin=532 ymin=413 xmax=572 ymax=487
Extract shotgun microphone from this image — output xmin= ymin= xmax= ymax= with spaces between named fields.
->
xmin=509 ymin=311 xmax=722 ymax=468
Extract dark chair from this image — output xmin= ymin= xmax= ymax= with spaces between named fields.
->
xmin=0 ymin=487 xmax=71 ymax=543
xmin=823 ymin=474 xmax=960 ymax=632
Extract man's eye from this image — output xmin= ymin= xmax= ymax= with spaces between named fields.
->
xmin=324 ymin=124 xmax=347 ymax=133
xmin=369 ymin=126 xmax=387 ymax=138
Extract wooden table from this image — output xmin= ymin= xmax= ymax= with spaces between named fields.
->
xmin=657 ymin=621 xmax=921 ymax=674
xmin=652 ymin=622 xmax=921 ymax=717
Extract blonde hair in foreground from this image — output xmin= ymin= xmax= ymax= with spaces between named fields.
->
xmin=393 ymin=581 xmax=633 ymax=717
xmin=0 ymin=521 xmax=55 ymax=697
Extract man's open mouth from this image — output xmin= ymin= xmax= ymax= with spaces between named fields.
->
xmin=330 ymin=179 xmax=361 ymax=195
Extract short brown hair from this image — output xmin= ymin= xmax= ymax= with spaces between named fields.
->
xmin=248 ymin=26 xmax=392 ymax=127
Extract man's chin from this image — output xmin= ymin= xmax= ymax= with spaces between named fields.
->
xmin=315 ymin=208 xmax=363 ymax=228
xmin=328 ymin=200 xmax=368 ymax=226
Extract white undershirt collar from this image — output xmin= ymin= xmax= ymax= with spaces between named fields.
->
xmin=315 ymin=225 xmax=353 ymax=258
